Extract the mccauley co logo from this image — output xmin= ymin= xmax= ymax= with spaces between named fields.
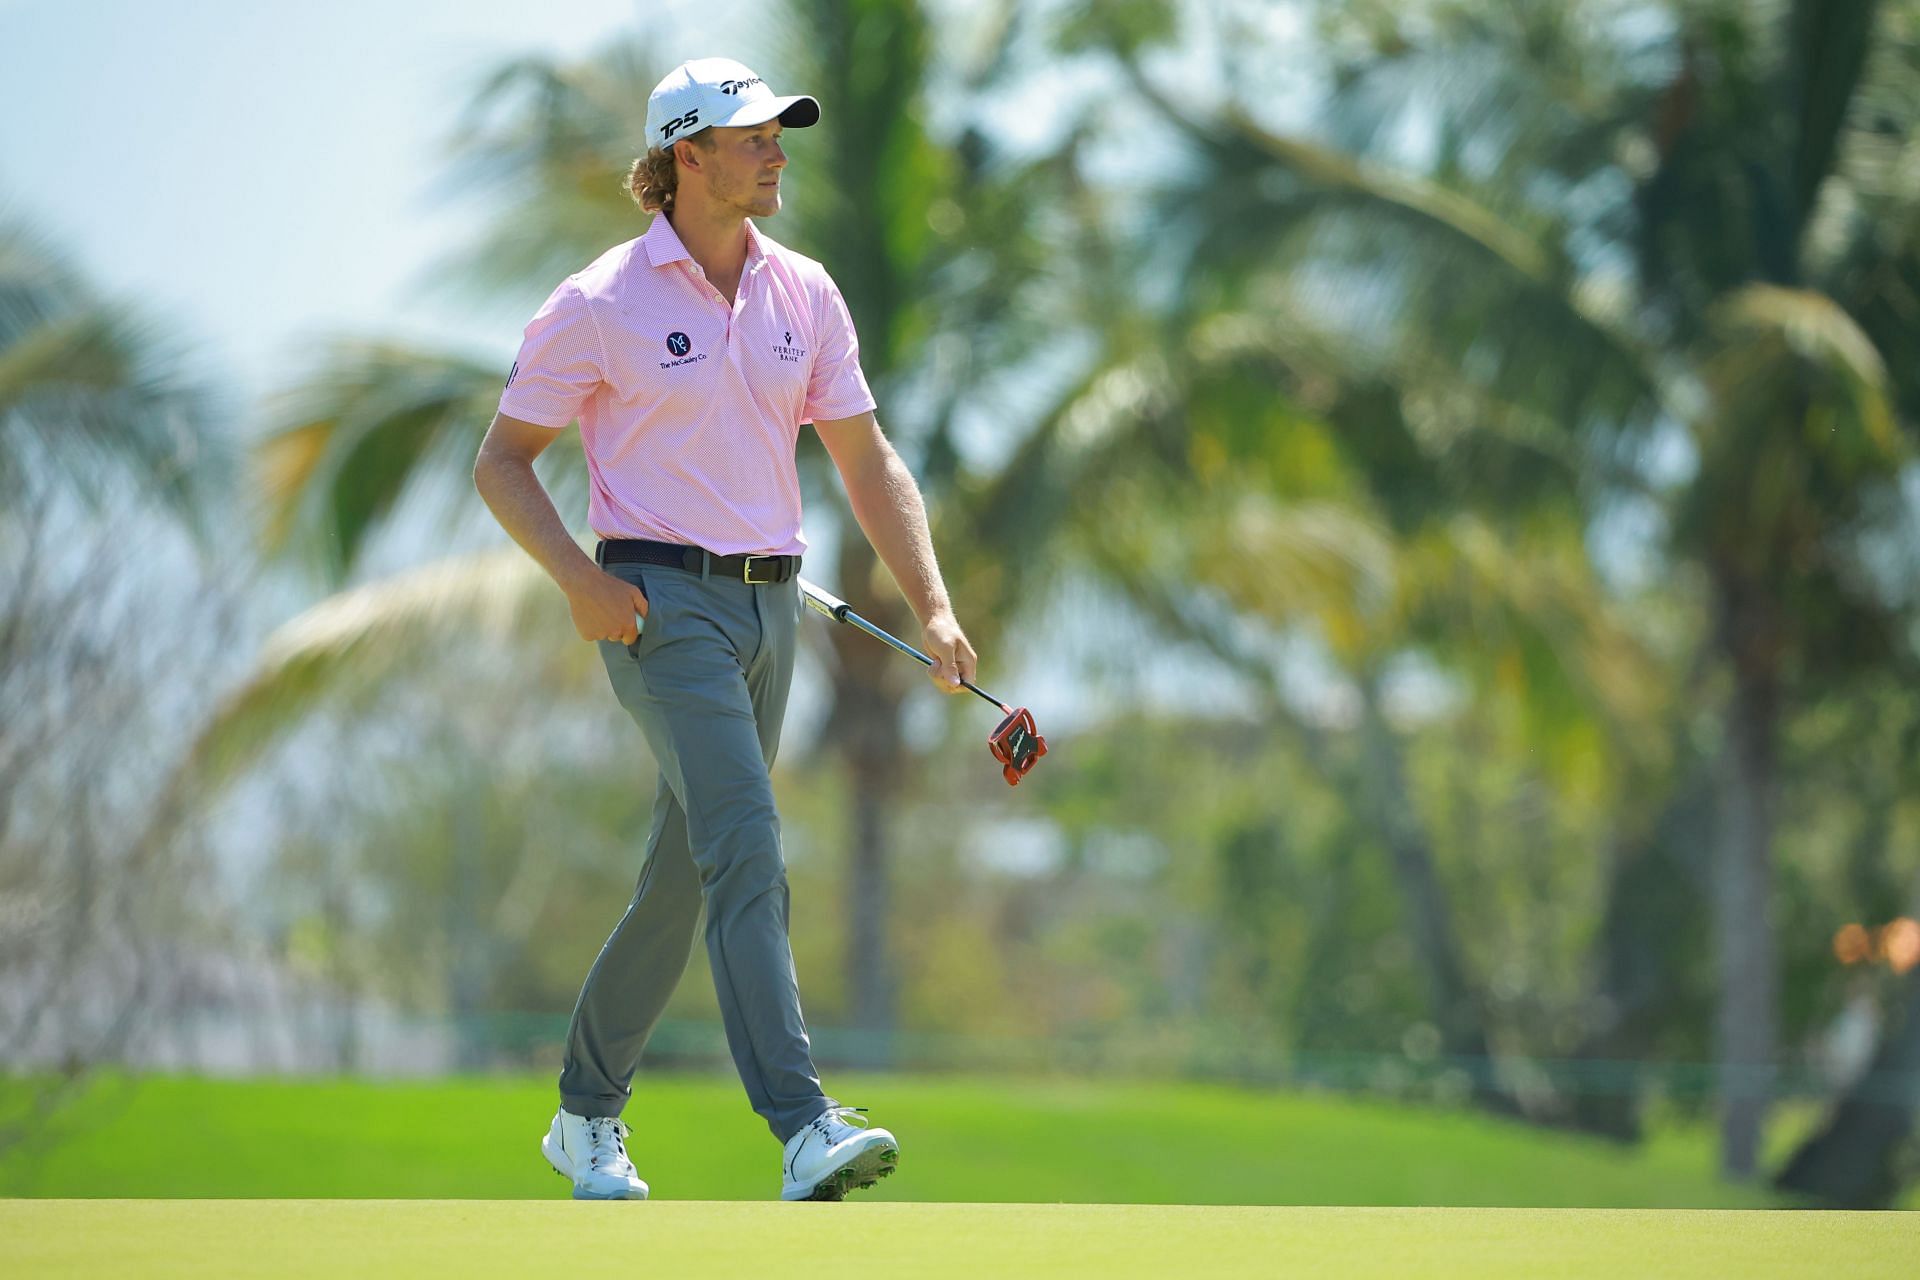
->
xmin=660 ymin=331 xmax=706 ymax=369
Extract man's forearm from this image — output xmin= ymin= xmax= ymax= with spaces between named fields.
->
xmin=473 ymin=454 xmax=598 ymax=591
xmin=843 ymin=446 xmax=954 ymax=625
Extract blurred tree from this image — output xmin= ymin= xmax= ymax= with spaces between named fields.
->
xmin=253 ymin=701 xmax=701 ymax=1071
xmin=1051 ymin=0 xmax=1917 ymax=1180
xmin=0 ymin=216 xmax=222 ymax=526
xmin=942 ymin=30 xmax=1665 ymax=1119
xmin=0 ymin=512 xmax=235 ymax=1135
xmin=1023 ymin=363 xmax=1664 ymax=1116
xmin=0 ymin=213 xmax=232 ymax=1152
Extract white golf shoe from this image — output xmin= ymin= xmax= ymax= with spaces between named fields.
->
xmin=541 ymin=1109 xmax=649 ymax=1200
xmin=780 ymin=1105 xmax=900 ymax=1201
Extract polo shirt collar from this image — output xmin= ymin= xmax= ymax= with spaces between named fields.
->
xmin=642 ymin=214 xmax=770 ymax=272
xmin=742 ymin=219 xmax=769 ymax=271
xmin=643 ymin=214 xmax=692 ymax=267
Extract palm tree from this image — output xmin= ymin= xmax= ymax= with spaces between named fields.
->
xmin=854 ymin=3 xmax=1660 ymax=1118
xmin=1055 ymin=0 xmax=1916 ymax=1177
xmin=1 ymin=215 xmax=221 ymax=525
xmin=953 ymin=253 xmax=1669 ymax=1111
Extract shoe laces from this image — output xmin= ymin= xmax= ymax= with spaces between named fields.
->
xmin=584 ymin=1116 xmax=633 ymax=1171
xmin=807 ymin=1105 xmax=869 ymax=1143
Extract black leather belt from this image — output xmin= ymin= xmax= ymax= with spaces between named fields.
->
xmin=596 ymin=538 xmax=800 ymax=584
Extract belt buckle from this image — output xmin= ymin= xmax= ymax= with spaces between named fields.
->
xmin=741 ymin=554 xmax=772 ymax=584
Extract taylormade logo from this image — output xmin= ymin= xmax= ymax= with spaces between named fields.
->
xmin=719 ymin=77 xmax=763 ymax=95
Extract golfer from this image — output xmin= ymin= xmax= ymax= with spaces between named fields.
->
xmin=473 ymin=57 xmax=976 ymax=1201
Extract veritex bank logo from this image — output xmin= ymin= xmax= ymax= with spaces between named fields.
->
xmin=661 ymin=331 xmax=706 ymax=370
xmin=772 ymin=330 xmax=807 ymax=365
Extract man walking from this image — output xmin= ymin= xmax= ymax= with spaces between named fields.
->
xmin=472 ymin=57 xmax=976 ymax=1201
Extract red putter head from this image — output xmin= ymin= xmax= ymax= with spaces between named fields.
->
xmin=987 ymin=707 xmax=1048 ymax=786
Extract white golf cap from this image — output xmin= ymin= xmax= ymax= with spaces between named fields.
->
xmin=644 ymin=57 xmax=821 ymax=152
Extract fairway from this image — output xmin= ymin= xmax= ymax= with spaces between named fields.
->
xmin=0 ymin=1073 xmax=1791 ymax=1206
xmin=4 ymin=1201 xmax=1914 ymax=1278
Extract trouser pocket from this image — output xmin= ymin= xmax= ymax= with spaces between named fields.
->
xmin=600 ymin=564 xmax=657 ymax=662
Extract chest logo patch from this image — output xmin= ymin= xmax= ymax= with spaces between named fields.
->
xmin=660 ymin=331 xmax=706 ymax=370
xmin=773 ymin=330 xmax=808 ymax=364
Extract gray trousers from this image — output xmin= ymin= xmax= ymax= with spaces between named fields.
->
xmin=558 ymin=556 xmax=834 ymax=1144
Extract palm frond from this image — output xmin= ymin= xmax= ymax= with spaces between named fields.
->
xmin=427 ymin=45 xmax=660 ymax=306
xmin=1399 ymin=511 xmax=1668 ymax=752
xmin=179 ymin=548 xmax=591 ymax=797
xmin=1100 ymin=54 xmax=1667 ymax=459
xmin=1678 ymin=283 xmax=1908 ymax=578
xmin=255 ymin=340 xmax=554 ymax=583
xmin=1705 ymin=282 xmax=1900 ymax=460
xmin=0 ymin=216 xmax=223 ymax=524
xmin=1783 ymin=0 xmax=1882 ymax=240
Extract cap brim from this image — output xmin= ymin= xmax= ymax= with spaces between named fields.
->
xmin=717 ymin=94 xmax=820 ymax=130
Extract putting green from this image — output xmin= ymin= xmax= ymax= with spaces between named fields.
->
xmin=3 ymin=1201 xmax=1913 ymax=1278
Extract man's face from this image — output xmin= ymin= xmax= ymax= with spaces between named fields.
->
xmin=690 ymin=121 xmax=788 ymax=218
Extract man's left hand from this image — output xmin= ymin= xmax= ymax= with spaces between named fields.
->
xmin=922 ymin=613 xmax=977 ymax=694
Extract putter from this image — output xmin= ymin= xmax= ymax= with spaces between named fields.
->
xmin=799 ymin=578 xmax=1048 ymax=786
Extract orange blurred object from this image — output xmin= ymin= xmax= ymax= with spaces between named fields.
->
xmin=1833 ymin=923 xmax=1871 ymax=965
xmin=1884 ymin=918 xmax=1920 ymax=975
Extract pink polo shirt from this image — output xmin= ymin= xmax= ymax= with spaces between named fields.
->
xmin=498 ymin=215 xmax=876 ymax=556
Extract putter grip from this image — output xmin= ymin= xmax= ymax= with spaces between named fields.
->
xmin=798 ymin=577 xmax=850 ymax=621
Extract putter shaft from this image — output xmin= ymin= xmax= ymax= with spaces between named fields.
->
xmin=800 ymin=578 xmax=1009 ymax=713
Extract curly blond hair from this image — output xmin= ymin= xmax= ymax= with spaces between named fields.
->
xmin=626 ymin=129 xmax=714 ymax=212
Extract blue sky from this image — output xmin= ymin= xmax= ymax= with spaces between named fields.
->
xmin=0 ymin=0 xmax=1211 ymax=429
xmin=0 ymin=0 xmax=686 ymax=414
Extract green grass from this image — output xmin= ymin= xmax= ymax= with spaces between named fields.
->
xmin=0 ymin=1071 xmax=1781 ymax=1207
xmin=5 ymin=1201 xmax=1915 ymax=1279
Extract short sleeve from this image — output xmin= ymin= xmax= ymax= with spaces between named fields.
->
xmin=803 ymin=276 xmax=878 ymax=424
xmin=498 ymin=277 xmax=604 ymax=428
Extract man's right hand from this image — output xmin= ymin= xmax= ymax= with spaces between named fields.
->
xmin=566 ymin=569 xmax=651 ymax=646
xmin=475 ymin=417 xmax=650 ymax=645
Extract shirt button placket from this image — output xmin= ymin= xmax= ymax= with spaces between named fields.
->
xmin=691 ymin=262 xmax=730 ymax=340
